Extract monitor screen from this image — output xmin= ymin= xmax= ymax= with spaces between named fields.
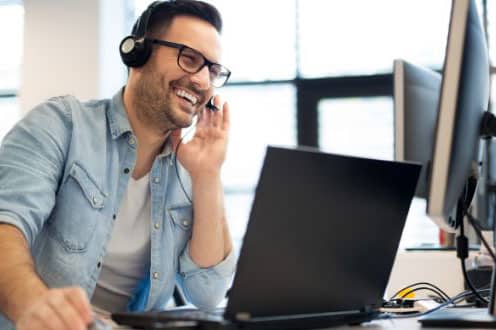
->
xmin=427 ymin=0 xmax=490 ymax=233
xmin=394 ymin=59 xmax=441 ymax=198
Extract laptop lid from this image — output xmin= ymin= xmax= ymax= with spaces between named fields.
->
xmin=225 ymin=146 xmax=421 ymax=320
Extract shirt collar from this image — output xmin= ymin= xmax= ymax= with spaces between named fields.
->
xmin=160 ymin=138 xmax=173 ymax=157
xmin=107 ymin=87 xmax=174 ymax=158
xmin=107 ymin=87 xmax=132 ymax=139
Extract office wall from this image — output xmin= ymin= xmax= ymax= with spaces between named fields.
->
xmin=20 ymin=0 xmax=128 ymax=113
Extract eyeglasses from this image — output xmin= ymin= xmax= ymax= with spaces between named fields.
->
xmin=148 ymin=38 xmax=231 ymax=88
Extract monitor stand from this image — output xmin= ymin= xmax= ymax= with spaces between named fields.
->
xmin=419 ymin=215 xmax=496 ymax=327
xmin=418 ymin=306 xmax=496 ymax=328
xmin=419 ymin=182 xmax=496 ymax=328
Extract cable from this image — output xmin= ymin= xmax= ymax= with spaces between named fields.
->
xmin=389 ymin=282 xmax=451 ymax=302
xmin=396 ymin=287 xmax=449 ymax=303
xmin=465 ymin=212 xmax=496 ymax=263
xmin=378 ymin=289 xmax=492 ymax=320
xmin=458 ymin=215 xmax=489 ymax=305
xmin=173 ymin=127 xmax=195 ymax=204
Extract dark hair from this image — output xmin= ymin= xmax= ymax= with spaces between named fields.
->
xmin=133 ymin=0 xmax=223 ymax=39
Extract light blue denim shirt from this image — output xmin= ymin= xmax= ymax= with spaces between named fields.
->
xmin=0 ymin=88 xmax=235 ymax=329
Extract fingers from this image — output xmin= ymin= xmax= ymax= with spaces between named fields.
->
xmin=222 ymin=100 xmax=230 ymax=131
xmin=17 ymin=287 xmax=92 ymax=330
xmin=210 ymin=95 xmax=223 ymax=128
xmin=200 ymin=95 xmax=228 ymax=130
xmin=46 ymin=291 xmax=86 ymax=330
xmin=64 ymin=287 xmax=93 ymax=325
xmin=31 ymin=303 xmax=66 ymax=330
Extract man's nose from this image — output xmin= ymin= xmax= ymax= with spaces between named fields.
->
xmin=190 ymin=65 xmax=211 ymax=90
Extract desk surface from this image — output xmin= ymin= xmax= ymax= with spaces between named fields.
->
xmin=109 ymin=317 xmax=485 ymax=330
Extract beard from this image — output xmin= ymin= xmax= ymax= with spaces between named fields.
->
xmin=133 ymin=67 xmax=202 ymax=133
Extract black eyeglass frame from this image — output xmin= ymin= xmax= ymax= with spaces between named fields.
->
xmin=148 ymin=38 xmax=231 ymax=87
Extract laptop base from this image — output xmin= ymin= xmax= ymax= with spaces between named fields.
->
xmin=112 ymin=310 xmax=380 ymax=330
xmin=419 ymin=307 xmax=496 ymax=328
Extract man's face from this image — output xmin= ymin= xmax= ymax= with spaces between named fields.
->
xmin=133 ymin=15 xmax=222 ymax=132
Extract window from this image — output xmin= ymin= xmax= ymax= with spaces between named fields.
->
xmin=318 ymin=97 xmax=393 ymax=160
xmin=488 ymin=0 xmax=495 ymax=65
xmin=208 ymin=0 xmax=297 ymax=82
xmin=298 ymin=0 xmax=451 ymax=77
xmin=317 ymin=96 xmax=438 ymax=247
xmin=0 ymin=2 xmax=23 ymax=141
xmin=0 ymin=98 xmax=20 ymax=141
xmin=133 ymin=0 xmax=493 ymax=251
xmin=220 ymin=84 xmax=296 ymax=250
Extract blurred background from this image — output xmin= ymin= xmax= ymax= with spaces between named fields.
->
xmin=0 ymin=0 xmax=494 ymax=255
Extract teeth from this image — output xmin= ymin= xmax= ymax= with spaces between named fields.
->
xmin=176 ymin=89 xmax=198 ymax=105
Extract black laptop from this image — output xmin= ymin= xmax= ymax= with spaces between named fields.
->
xmin=112 ymin=146 xmax=421 ymax=329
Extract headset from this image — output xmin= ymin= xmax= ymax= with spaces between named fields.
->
xmin=119 ymin=0 xmax=219 ymax=111
xmin=119 ymin=1 xmax=163 ymax=68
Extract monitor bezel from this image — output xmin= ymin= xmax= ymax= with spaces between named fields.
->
xmin=427 ymin=0 xmax=470 ymax=233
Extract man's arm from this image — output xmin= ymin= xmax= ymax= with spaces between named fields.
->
xmin=0 ymin=97 xmax=93 ymax=329
xmin=0 ymin=224 xmax=92 ymax=330
xmin=172 ymin=99 xmax=235 ymax=310
xmin=0 ymin=224 xmax=47 ymax=321
xmin=173 ymin=99 xmax=233 ymax=267
xmin=189 ymin=172 xmax=232 ymax=267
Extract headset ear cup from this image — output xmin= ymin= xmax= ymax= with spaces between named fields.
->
xmin=120 ymin=36 xmax=153 ymax=68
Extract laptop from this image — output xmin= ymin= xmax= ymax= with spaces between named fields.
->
xmin=112 ymin=146 xmax=421 ymax=329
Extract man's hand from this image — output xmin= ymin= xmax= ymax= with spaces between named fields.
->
xmin=17 ymin=287 xmax=93 ymax=330
xmin=172 ymin=95 xmax=230 ymax=178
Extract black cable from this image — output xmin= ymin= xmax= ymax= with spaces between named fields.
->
xmin=460 ymin=258 xmax=488 ymax=304
xmin=465 ymin=212 xmax=496 ymax=263
xmin=378 ymin=289 xmax=492 ymax=320
xmin=389 ymin=282 xmax=451 ymax=302
xmin=458 ymin=216 xmax=489 ymax=304
xmin=173 ymin=128 xmax=195 ymax=204
xmin=397 ymin=287 xmax=449 ymax=303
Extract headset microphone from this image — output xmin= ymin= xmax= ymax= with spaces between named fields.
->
xmin=206 ymin=97 xmax=219 ymax=111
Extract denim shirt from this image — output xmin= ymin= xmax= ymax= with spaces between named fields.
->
xmin=0 ymin=89 xmax=235 ymax=329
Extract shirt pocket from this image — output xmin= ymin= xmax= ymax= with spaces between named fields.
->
xmin=168 ymin=203 xmax=193 ymax=252
xmin=48 ymin=162 xmax=106 ymax=253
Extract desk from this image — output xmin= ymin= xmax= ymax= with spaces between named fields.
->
xmin=108 ymin=318 xmax=485 ymax=330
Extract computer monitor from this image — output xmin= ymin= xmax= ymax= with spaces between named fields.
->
xmin=420 ymin=0 xmax=495 ymax=325
xmin=427 ymin=0 xmax=490 ymax=233
xmin=393 ymin=59 xmax=441 ymax=199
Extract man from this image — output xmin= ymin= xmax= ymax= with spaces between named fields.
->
xmin=0 ymin=1 xmax=234 ymax=329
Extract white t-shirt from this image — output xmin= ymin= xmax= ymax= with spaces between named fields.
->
xmin=91 ymin=173 xmax=151 ymax=312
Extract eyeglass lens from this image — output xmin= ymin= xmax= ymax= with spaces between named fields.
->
xmin=178 ymin=47 xmax=229 ymax=87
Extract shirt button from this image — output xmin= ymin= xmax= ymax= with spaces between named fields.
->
xmin=182 ymin=220 xmax=189 ymax=227
xmin=93 ymin=196 xmax=101 ymax=204
xmin=128 ymin=137 xmax=136 ymax=146
xmin=153 ymin=177 xmax=160 ymax=184
xmin=123 ymin=168 xmax=130 ymax=174
xmin=154 ymin=223 xmax=160 ymax=230
xmin=153 ymin=272 xmax=159 ymax=279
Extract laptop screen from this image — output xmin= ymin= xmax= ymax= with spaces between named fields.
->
xmin=226 ymin=146 xmax=421 ymax=319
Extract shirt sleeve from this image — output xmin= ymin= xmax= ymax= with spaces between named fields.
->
xmin=178 ymin=243 xmax=236 ymax=311
xmin=0 ymin=97 xmax=72 ymax=246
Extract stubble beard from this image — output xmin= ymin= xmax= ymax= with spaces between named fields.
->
xmin=133 ymin=69 xmax=194 ymax=134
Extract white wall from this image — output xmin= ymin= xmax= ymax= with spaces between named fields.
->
xmin=20 ymin=0 xmax=129 ymax=113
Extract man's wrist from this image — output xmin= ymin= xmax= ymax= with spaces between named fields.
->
xmin=6 ymin=274 xmax=47 ymax=322
xmin=190 ymin=169 xmax=222 ymax=182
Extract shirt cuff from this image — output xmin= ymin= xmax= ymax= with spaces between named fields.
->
xmin=0 ymin=212 xmax=33 ymax=245
xmin=179 ymin=244 xmax=236 ymax=278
